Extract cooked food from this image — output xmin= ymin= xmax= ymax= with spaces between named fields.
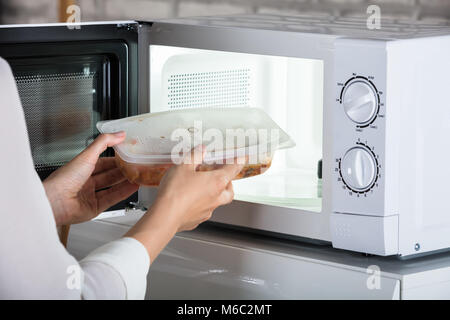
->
xmin=115 ymin=154 xmax=272 ymax=186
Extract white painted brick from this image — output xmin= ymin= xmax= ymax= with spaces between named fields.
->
xmin=419 ymin=15 xmax=450 ymax=24
xmin=257 ymin=6 xmax=333 ymax=17
xmin=7 ymin=0 xmax=55 ymax=12
xmin=78 ymin=0 xmax=100 ymax=21
xmin=341 ymin=9 xmax=415 ymax=20
xmin=2 ymin=12 xmax=58 ymax=24
xmin=372 ymin=0 xmax=417 ymax=5
xmin=178 ymin=1 xmax=250 ymax=17
xmin=1 ymin=0 xmax=450 ymax=25
xmin=419 ymin=0 xmax=450 ymax=7
xmin=345 ymin=12 xmax=395 ymax=22
xmin=1 ymin=0 xmax=58 ymax=23
xmin=104 ymin=0 xmax=174 ymax=20
xmin=320 ymin=0 xmax=366 ymax=4
xmin=256 ymin=6 xmax=301 ymax=16
xmin=25 ymin=14 xmax=59 ymax=24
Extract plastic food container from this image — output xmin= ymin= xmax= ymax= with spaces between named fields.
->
xmin=97 ymin=107 xmax=295 ymax=186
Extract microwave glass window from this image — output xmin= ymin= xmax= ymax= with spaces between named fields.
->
xmin=10 ymin=56 xmax=109 ymax=179
xmin=150 ymin=45 xmax=324 ymax=213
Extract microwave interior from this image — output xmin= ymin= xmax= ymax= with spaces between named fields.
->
xmin=150 ymin=45 xmax=324 ymax=213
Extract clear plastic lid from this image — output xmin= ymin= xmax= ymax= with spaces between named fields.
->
xmin=96 ymin=107 xmax=295 ymax=165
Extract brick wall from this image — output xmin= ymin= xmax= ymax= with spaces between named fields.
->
xmin=1 ymin=0 xmax=449 ymax=25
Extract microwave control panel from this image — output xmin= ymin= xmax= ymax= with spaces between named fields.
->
xmin=332 ymin=39 xmax=388 ymax=216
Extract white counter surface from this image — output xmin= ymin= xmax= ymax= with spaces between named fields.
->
xmin=68 ymin=211 xmax=450 ymax=299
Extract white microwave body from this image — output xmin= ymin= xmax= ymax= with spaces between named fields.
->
xmin=3 ymin=16 xmax=450 ymax=258
xmin=139 ymin=15 xmax=450 ymax=258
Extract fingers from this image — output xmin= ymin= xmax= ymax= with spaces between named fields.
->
xmin=217 ymin=182 xmax=234 ymax=206
xmin=75 ymin=132 xmax=126 ymax=167
xmin=92 ymin=157 xmax=117 ymax=175
xmin=93 ymin=167 xmax=127 ymax=190
xmin=59 ymin=133 xmax=126 ymax=186
xmin=214 ymin=159 xmax=245 ymax=183
xmin=97 ymin=180 xmax=139 ymax=213
xmin=183 ymin=145 xmax=206 ymax=170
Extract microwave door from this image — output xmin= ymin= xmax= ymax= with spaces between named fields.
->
xmin=0 ymin=22 xmax=140 ymax=210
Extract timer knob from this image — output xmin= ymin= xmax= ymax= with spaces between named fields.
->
xmin=340 ymin=147 xmax=376 ymax=191
xmin=342 ymin=81 xmax=378 ymax=125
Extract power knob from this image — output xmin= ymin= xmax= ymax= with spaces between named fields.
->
xmin=342 ymin=80 xmax=378 ymax=125
xmin=340 ymin=147 xmax=376 ymax=192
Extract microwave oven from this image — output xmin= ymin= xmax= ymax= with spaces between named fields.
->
xmin=1 ymin=15 xmax=450 ymax=258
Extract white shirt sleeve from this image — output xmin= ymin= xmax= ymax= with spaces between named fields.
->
xmin=0 ymin=57 xmax=150 ymax=299
xmin=80 ymin=237 xmax=150 ymax=299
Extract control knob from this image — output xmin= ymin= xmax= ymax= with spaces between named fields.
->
xmin=340 ymin=147 xmax=376 ymax=191
xmin=342 ymin=80 xmax=378 ymax=125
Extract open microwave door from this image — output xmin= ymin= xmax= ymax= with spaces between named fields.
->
xmin=137 ymin=21 xmax=334 ymax=242
xmin=0 ymin=21 xmax=141 ymax=209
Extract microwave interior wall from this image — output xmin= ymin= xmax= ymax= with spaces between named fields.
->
xmin=150 ymin=45 xmax=324 ymax=212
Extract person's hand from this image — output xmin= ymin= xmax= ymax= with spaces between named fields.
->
xmin=156 ymin=146 xmax=245 ymax=232
xmin=125 ymin=146 xmax=245 ymax=261
xmin=43 ymin=132 xmax=139 ymax=226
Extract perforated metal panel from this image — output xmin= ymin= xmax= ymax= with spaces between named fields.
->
xmin=167 ymin=69 xmax=251 ymax=109
xmin=16 ymin=72 xmax=98 ymax=172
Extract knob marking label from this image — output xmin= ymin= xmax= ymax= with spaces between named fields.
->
xmin=339 ymin=75 xmax=381 ymax=129
xmin=337 ymin=142 xmax=380 ymax=195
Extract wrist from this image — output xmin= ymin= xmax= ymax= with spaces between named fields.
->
xmin=125 ymin=200 xmax=178 ymax=261
xmin=148 ymin=200 xmax=180 ymax=238
xmin=42 ymin=179 xmax=69 ymax=227
xmin=151 ymin=195 xmax=180 ymax=232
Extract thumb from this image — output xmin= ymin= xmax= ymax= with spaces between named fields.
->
xmin=62 ymin=132 xmax=126 ymax=183
xmin=183 ymin=144 xmax=206 ymax=170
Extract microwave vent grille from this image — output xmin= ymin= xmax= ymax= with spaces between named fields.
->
xmin=167 ymin=69 xmax=251 ymax=109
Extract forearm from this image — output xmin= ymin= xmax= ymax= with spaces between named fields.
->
xmin=125 ymin=199 xmax=178 ymax=262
